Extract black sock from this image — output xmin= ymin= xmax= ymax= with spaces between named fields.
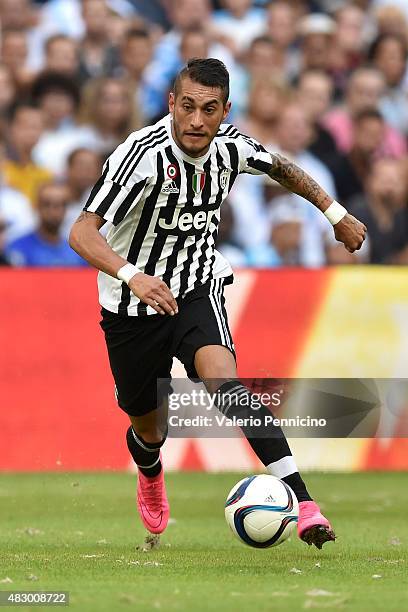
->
xmin=216 ymin=381 xmax=312 ymax=502
xmin=126 ymin=426 xmax=165 ymax=478
xmin=281 ymin=472 xmax=311 ymax=502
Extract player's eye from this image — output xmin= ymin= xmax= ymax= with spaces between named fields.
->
xmin=183 ymin=104 xmax=192 ymax=111
xmin=205 ymin=107 xmax=215 ymax=114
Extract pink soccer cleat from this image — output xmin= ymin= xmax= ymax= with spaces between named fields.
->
xmin=137 ymin=457 xmax=169 ymax=534
xmin=298 ymin=501 xmax=336 ymax=549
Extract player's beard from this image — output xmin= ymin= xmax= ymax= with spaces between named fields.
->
xmin=172 ymin=117 xmax=213 ymax=158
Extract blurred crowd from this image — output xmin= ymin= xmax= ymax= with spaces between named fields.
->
xmin=0 ymin=0 xmax=407 ymax=268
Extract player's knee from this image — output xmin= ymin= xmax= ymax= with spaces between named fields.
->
xmin=138 ymin=428 xmax=167 ymax=445
xmin=195 ymin=346 xmax=237 ymax=381
xmin=130 ymin=422 xmax=167 ymax=445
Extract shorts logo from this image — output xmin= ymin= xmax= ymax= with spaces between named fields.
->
xmin=192 ymin=171 xmax=206 ymax=194
xmin=220 ymin=168 xmax=231 ymax=190
xmin=167 ymin=164 xmax=178 ymax=180
xmin=161 ymin=180 xmax=179 ymax=194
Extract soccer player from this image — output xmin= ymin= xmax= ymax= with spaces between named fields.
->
xmin=69 ymin=59 xmax=366 ymax=549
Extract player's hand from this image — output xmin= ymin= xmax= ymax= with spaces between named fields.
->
xmin=334 ymin=214 xmax=367 ymax=253
xmin=128 ymin=273 xmax=178 ymax=316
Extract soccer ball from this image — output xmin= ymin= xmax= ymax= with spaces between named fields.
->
xmin=224 ymin=474 xmax=299 ymax=548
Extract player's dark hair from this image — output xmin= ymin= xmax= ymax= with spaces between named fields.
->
xmin=173 ymin=58 xmax=230 ymax=105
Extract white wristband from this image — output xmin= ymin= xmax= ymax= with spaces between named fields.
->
xmin=117 ymin=263 xmax=140 ymax=285
xmin=324 ymin=200 xmax=347 ymax=225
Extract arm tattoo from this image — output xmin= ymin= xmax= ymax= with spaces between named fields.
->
xmin=268 ymin=153 xmax=332 ymax=211
xmin=75 ymin=211 xmax=106 ymax=229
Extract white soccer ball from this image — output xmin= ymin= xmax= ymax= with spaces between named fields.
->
xmin=224 ymin=474 xmax=299 ymax=548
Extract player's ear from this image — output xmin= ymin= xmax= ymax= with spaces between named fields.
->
xmin=169 ymin=91 xmax=175 ymax=114
xmin=222 ymin=101 xmax=231 ymax=121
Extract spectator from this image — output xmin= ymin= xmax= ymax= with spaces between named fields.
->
xmin=270 ymin=103 xmax=337 ymax=267
xmin=231 ymin=101 xmax=337 ymax=265
xmin=235 ymin=35 xmax=286 ymax=113
xmin=296 ymin=68 xmax=367 ymax=203
xmin=0 ymin=0 xmax=45 ymax=71
xmin=246 ymin=202 xmax=304 ymax=267
xmin=118 ymin=27 xmax=154 ymax=125
xmin=369 ymin=33 xmax=408 ymax=134
xmin=211 ymin=0 xmax=265 ymax=57
xmin=44 ymin=34 xmax=80 ymax=78
xmin=31 ymin=72 xmax=81 ymax=133
xmin=334 ymin=3 xmax=367 ymax=57
xmin=329 ymin=4 xmax=367 ymax=96
xmin=0 ymin=30 xmax=34 ymax=94
xmin=296 ymin=69 xmax=339 ymax=162
xmin=31 ymin=71 xmax=99 ymax=175
xmin=265 ymin=1 xmax=299 ymax=80
xmin=323 ymin=67 xmax=406 ymax=157
xmin=6 ymin=182 xmax=86 ymax=267
xmin=143 ymin=0 xmax=237 ymax=121
xmin=321 ymin=108 xmax=386 ymax=204
xmin=62 ymin=148 xmax=102 ymax=238
xmin=106 ymin=12 xmax=133 ymax=48
xmin=237 ymin=76 xmax=290 ymax=147
xmin=347 ymin=158 xmax=408 ymax=263
xmin=79 ymin=77 xmax=141 ymax=156
xmin=119 ymin=27 xmax=153 ymax=83
xmin=298 ymin=13 xmax=336 ymax=76
xmin=3 ymin=103 xmax=52 ymax=206
xmin=78 ymin=0 xmax=119 ymax=83
xmin=245 ymin=35 xmax=285 ymax=81
xmin=228 ymin=77 xmax=291 ymax=252
xmin=0 ymin=0 xmax=36 ymax=31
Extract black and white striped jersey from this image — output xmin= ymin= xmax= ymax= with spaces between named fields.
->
xmin=84 ymin=113 xmax=272 ymax=316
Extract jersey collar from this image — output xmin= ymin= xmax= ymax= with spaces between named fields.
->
xmin=164 ymin=114 xmax=214 ymax=165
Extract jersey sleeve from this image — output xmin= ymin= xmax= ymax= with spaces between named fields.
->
xmin=83 ymin=134 xmax=153 ymax=226
xmin=235 ymin=133 xmax=273 ymax=176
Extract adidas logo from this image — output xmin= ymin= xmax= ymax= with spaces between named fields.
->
xmin=264 ymin=494 xmax=277 ymax=503
xmin=161 ymin=180 xmax=179 ymax=194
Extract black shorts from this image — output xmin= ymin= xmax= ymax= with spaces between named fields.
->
xmin=99 ymin=276 xmax=235 ymax=417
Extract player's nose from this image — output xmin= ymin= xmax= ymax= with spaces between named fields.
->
xmin=190 ymin=110 xmax=204 ymax=129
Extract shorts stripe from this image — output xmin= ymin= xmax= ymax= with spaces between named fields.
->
xmin=215 ymin=278 xmax=233 ymax=350
xmin=209 ymin=279 xmax=226 ymax=347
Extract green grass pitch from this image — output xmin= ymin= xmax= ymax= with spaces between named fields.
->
xmin=1 ymin=472 xmax=407 ymax=611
